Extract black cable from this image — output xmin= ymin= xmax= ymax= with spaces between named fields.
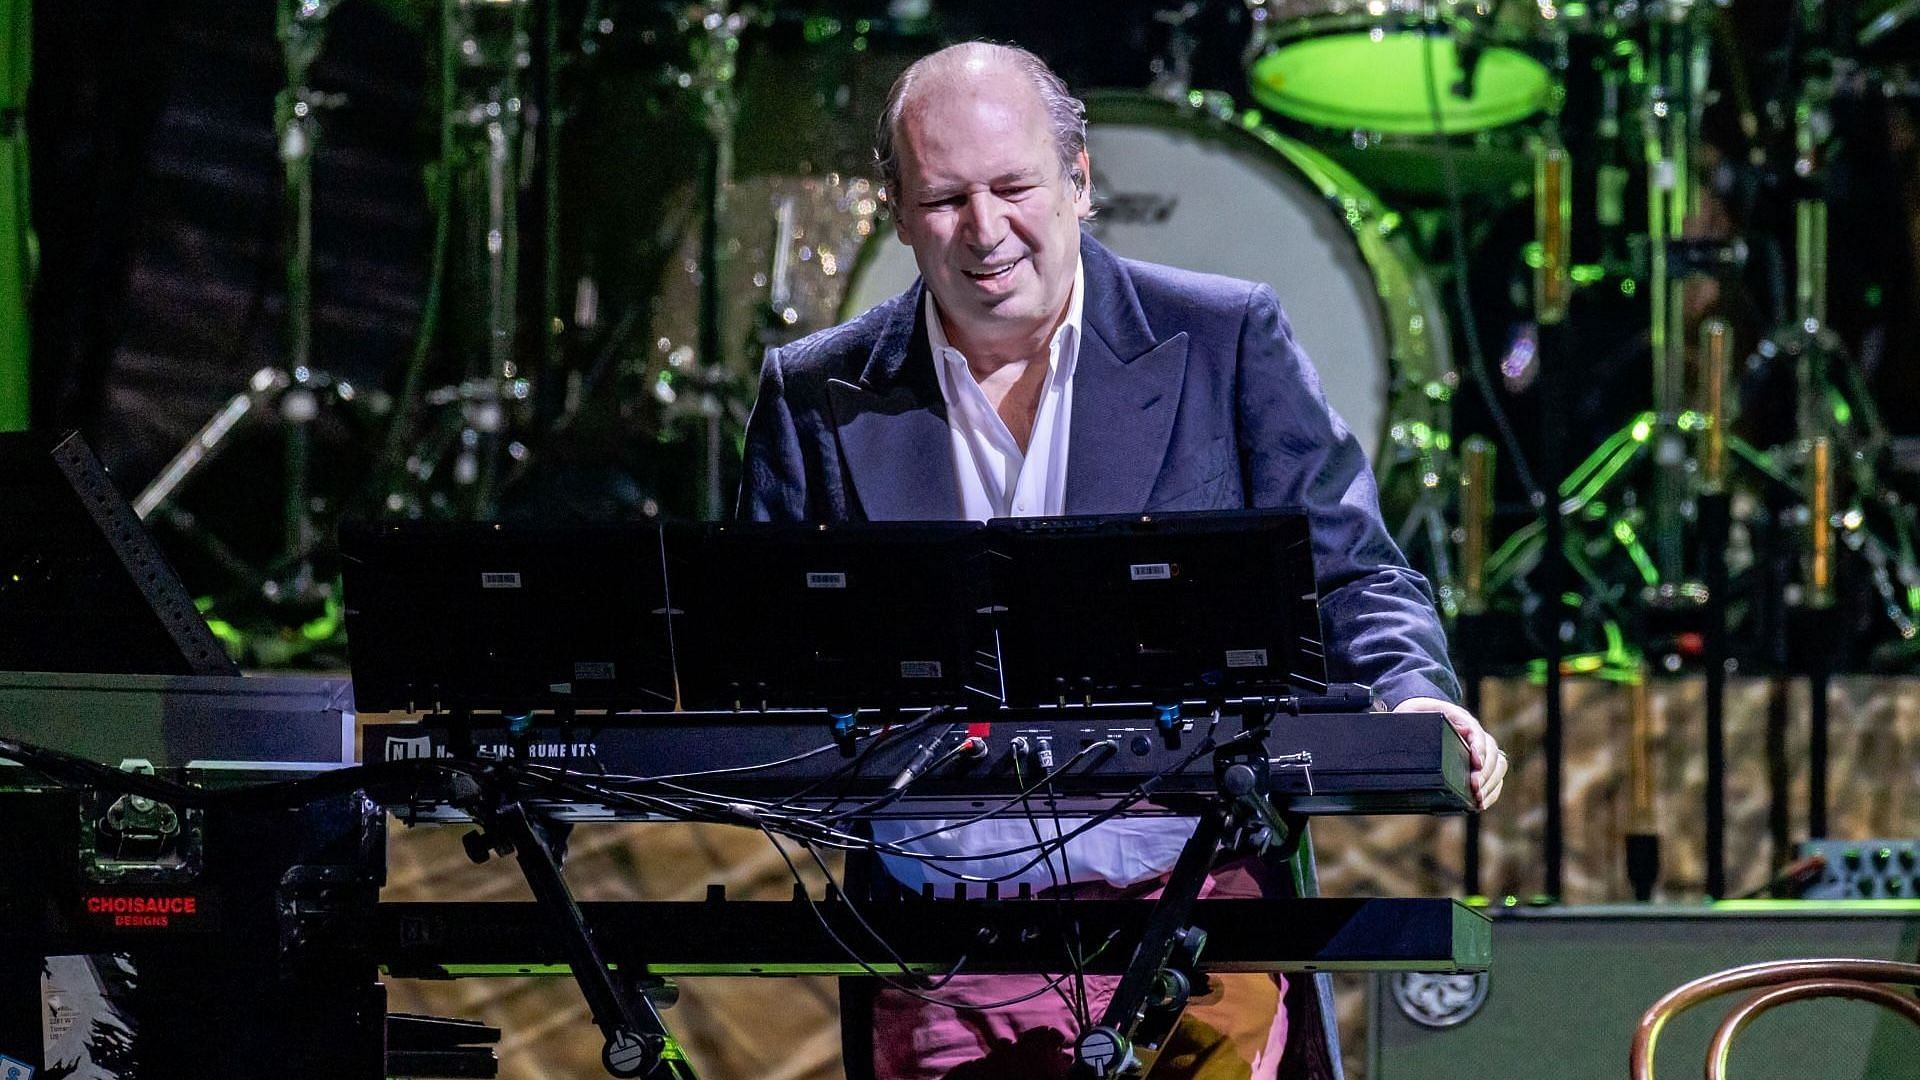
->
xmin=888 ymin=724 xmax=1233 ymax=883
xmin=816 ymin=716 xmax=971 ymax=824
xmin=772 ymin=707 xmax=947 ymax=815
xmin=7 ymin=706 xmax=1244 ymax=887
xmin=1041 ymin=761 xmax=1092 ymax=1029
xmin=887 ymin=742 xmax=1110 ymax=845
xmin=757 ymin=825 xmax=1089 ymax=1012
xmin=1015 ymin=747 xmax=1092 ymax=1031
xmin=796 ymin=839 xmax=975 ymax=993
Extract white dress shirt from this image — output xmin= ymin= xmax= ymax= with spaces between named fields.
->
xmin=872 ymin=260 xmax=1194 ymax=891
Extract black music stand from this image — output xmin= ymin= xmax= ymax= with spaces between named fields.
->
xmin=987 ymin=509 xmax=1328 ymax=706
xmin=338 ymin=520 xmax=676 ymax=715
xmin=666 ymin=520 xmax=998 ymax=711
xmin=0 ymin=431 xmax=236 ymax=676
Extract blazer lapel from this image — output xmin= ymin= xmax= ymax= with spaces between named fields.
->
xmin=1066 ymin=238 xmax=1190 ymax=515
xmin=827 ymin=283 xmax=963 ymax=520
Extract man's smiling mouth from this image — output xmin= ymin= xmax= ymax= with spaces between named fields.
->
xmin=964 ymin=260 xmax=1021 ymax=281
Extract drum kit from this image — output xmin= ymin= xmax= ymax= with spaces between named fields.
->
xmin=131 ymin=0 xmax=1920 ymax=672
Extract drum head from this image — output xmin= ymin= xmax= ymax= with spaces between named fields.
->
xmin=842 ymin=94 xmax=1450 ymax=460
xmin=1249 ymin=34 xmax=1551 ymax=135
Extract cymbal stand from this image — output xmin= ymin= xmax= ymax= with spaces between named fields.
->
xmin=132 ymin=0 xmax=386 ymax=654
xmin=1536 ymin=127 xmax=1572 ymax=901
xmin=1733 ymin=23 xmax=1920 ymax=835
xmin=382 ymin=0 xmax=537 ymax=520
xmin=1698 ymin=316 xmax=1731 ymax=897
xmin=1641 ymin=0 xmax=1711 ymax=606
xmin=1146 ymin=2 xmax=1201 ymax=101
xmin=1636 ymin=0 xmax=1737 ymax=898
xmin=1480 ymin=8 xmax=1728 ymax=627
xmin=686 ymin=3 xmax=748 ymax=521
xmin=1454 ymin=436 xmax=1494 ymax=896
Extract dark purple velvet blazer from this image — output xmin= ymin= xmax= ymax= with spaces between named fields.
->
xmin=738 ymin=234 xmax=1459 ymax=706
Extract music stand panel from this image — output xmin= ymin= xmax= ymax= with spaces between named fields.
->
xmin=339 ymin=521 xmax=675 ymax=713
xmin=987 ymin=510 xmax=1326 ymax=705
xmin=666 ymin=521 xmax=997 ymax=710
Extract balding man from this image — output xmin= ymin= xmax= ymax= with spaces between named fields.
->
xmin=739 ymin=42 xmax=1505 ymax=1080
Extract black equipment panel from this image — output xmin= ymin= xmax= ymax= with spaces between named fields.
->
xmin=341 ymin=510 xmax=1329 ymax=715
xmin=987 ymin=510 xmax=1327 ymax=705
xmin=380 ymin=896 xmax=1491 ymax=976
xmin=365 ymin=707 xmax=1472 ymax=817
xmin=665 ymin=520 xmax=996 ymax=709
xmin=1797 ymin=838 xmax=1920 ymax=899
xmin=340 ymin=520 xmax=676 ymax=714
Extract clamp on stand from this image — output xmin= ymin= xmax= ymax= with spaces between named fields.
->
xmin=461 ymin=780 xmax=696 ymax=1079
xmin=1071 ymin=699 xmax=1307 ymax=1079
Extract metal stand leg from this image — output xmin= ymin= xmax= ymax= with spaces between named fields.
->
xmin=469 ymin=798 xmax=696 ymax=1079
xmin=1072 ymin=813 xmax=1223 ymax=1079
xmin=1286 ymin=826 xmax=1346 ymax=1080
xmin=1459 ymin=641 xmax=1484 ymax=897
xmin=1701 ymin=489 xmax=1731 ymax=897
xmin=1808 ymin=611 xmax=1833 ymax=839
xmin=1538 ymin=320 xmax=1567 ymax=902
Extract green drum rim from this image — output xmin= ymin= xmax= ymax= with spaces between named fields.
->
xmin=1249 ymin=34 xmax=1550 ymax=134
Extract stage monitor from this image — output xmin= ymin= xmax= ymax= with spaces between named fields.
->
xmin=986 ymin=509 xmax=1326 ymax=706
xmin=666 ymin=520 xmax=998 ymax=710
xmin=0 ymin=430 xmax=237 ymax=676
xmin=339 ymin=520 xmax=675 ymax=714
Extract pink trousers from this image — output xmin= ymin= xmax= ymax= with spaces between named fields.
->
xmin=869 ymin=861 xmax=1288 ymax=1079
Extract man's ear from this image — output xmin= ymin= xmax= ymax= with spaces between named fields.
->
xmin=889 ymin=187 xmax=911 ymax=244
xmin=1071 ymin=149 xmax=1092 ymax=217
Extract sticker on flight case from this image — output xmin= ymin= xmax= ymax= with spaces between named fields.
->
xmin=480 ymin=571 xmax=523 ymax=589
xmin=900 ymin=661 xmax=943 ymax=679
xmin=1129 ymin=563 xmax=1172 ymax=581
xmin=1225 ymin=649 xmax=1269 ymax=668
xmin=1 ymin=1053 xmax=36 ymax=1079
xmin=806 ymin=572 xmax=848 ymax=589
xmin=574 ymin=661 xmax=616 ymax=681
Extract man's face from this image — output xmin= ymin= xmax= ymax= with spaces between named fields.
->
xmin=890 ymin=76 xmax=1091 ymax=353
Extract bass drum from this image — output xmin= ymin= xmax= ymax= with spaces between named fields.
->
xmin=840 ymin=92 xmax=1454 ymax=477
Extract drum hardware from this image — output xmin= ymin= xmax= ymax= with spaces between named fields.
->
xmin=1453 ymin=433 xmax=1494 ymax=895
xmin=561 ymin=6 xmax=928 ymax=521
xmin=1730 ymin=22 xmax=1920 ymax=854
xmin=1402 ymin=19 xmax=1553 ymax=635
xmin=1862 ymin=0 xmax=1920 ymax=52
xmin=130 ymin=0 xmax=391 ymax=664
xmin=1490 ymin=0 xmax=1920 ymax=897
xmin=1147 ymin=1 xmax=1205 ymax=100
xmin=1529 ymin=113 xmax=1574 ymax=902
xmin=1727 ymin=28 xmax=1920 ymax=664
xmin=688 ymin=1 xmax=749 ymax=521
xmin=1470 ymin=4 xmax=1722 ymax=631
xmin=379 ymin=0 xmax=542 ymax=521
xmin=1243 ymin=0 xmax=1557 ymax=137
xmin=618 ymin=2 xmax=888 ymax=520
xmin=1695 ymin=313 xmax=1734 ymax=899
xmin=1638 ymin=0 xmax=1711 ymax=605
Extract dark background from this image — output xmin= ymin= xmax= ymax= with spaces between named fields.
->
xmin=24 ymin=0 xmax=1920 ymax=662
